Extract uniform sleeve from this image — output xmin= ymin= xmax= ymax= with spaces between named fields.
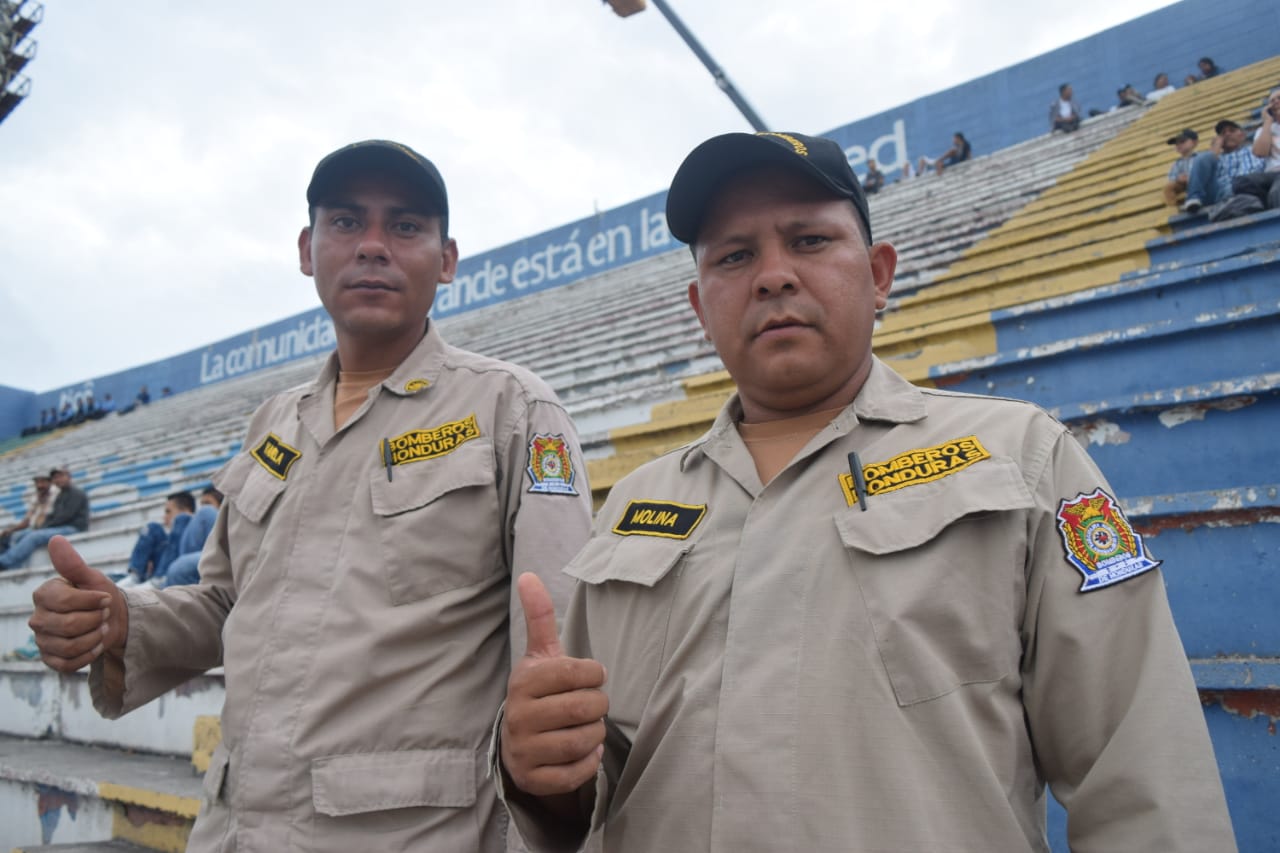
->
xmin=1021 ymin=431 xmax=1237 ymax=852
xmin=501 ymin=394 xmax=594 ymax=665
xmin=90 ymin=492 xmax=237 ymax=717
xmin=499 ymin=500 xmax=628 ymax=853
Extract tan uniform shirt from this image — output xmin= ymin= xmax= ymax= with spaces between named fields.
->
xmin=502 ymin=359 xmax=1235 ymax=853
xmin=91 ymin=325 xmax=593 ymax=852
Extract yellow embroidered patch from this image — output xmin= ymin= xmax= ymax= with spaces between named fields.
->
xmin=612 ymin=500 xmax=707 ymax=539
xmin=839 ymin=435 xmax=991 ymax=504
xmin=382 ymin=414 xmax=480 ymax=466
xmin=251 ymin=433 xmax=302 ymax=480
xmin=403 ymin=378 xmax=430 ymax=393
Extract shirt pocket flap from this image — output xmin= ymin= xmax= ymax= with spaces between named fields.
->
xmin=835 ymin=457 xmax=1034 ymax=555
xmin=563 ymin=533 xmax=693 ymax=588
xmin=370 ymin=439 xmax=495 ymax=518
xmin=311 ymin=748 xmax=476 ymax=816
xmin=214 ymin=452 xmax=287 ymax=525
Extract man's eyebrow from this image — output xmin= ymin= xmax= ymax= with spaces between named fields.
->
xmin=320 ymin=201 xmax=435 ymax=218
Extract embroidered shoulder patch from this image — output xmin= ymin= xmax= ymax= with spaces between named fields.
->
xmin=1056 ymin=489 xmax=1160 ymax=592
xmin=839 ymin=435 xmax=990 ymax=504
xmin=384 ymin=414 xmax=480 ymax=467
xmin=612 ymin=500 xmax=706 ymax=539
xmin=251 ymin=433 xmax=302 ymax=480
xmin=527 ymin=434 xmax=578 ymax=495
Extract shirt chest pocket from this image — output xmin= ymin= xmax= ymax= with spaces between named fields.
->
xmin=369 ymin=439 xmax=501 ymax=605
xmin=835 ymin=457 xmax=1034 ymax=706
xmin=216 ymin=451 xmax=290 ymax=525
xmin=564 ymin=533 xmax=693 ymax=722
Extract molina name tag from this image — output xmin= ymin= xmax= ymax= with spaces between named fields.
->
xmin=612 ymin=500 xmax=707 ymax=539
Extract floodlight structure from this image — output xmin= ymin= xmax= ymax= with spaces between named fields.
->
xmin=1 ymin=0 xmax=42 ymax=127
xmin=603 ymin=0 xmax=770 ymax=132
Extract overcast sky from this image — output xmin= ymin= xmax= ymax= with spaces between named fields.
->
xmin=0 ymin=0 xmax=1175 ymax=392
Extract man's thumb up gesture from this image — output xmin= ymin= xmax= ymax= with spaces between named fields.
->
xmin=29 ymin=536 xmax=128 ymax=672
xmin=501 ymin=573 xmax=608 ymax=797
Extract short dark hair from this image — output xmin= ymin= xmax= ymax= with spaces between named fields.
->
xmin=202 ymin=486 xmax=224 ymax=506
xmin=1059 ymin=83 xmax=1071 ymax=96
xmin=168 ymin=490 xmax=196 ymax=513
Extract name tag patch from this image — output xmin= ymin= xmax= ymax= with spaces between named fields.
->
xmin=383 ymin=414 xmax=480 ymax=466
xmin=527 ymin=434 xmax=579 ymax=495
xmin=612 ymin=500 xmax=707 ymax=539
xmin=839 ymin=435 xmax=990 ymax=504
xmin=1057 ymin=489 xmax=1160 ymax=592
xmin=252 ymin=433 xmax=302 ymax=480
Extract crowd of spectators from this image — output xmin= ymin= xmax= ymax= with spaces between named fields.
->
xmin=113 ymin=486 xmax=222 ymax=589
xmin=0 ymin=467 xmax=90 ymax=570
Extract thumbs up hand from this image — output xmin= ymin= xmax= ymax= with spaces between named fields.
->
xmin=501 ymin=573 xmax=609 ymax=797
xmin=29 ymin=536 xmax=129 ymax=672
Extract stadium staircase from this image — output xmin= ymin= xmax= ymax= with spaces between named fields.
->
xmin=0 ymin=55 xmax=1277 ymax=851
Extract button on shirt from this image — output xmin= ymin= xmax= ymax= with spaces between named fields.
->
xmin=91 ymin=325 xmax=593 ymax=852
xmin=503 ymin=359 xmax=1235 ymax=853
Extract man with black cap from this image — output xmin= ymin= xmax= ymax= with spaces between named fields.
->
xmin=493 ymin=131 xmax=1235 ymax=851
xmin=28 ymin=140 xmax=592 ymax=851
xmin=1182 ymin=118 xmax=1264 ymax=213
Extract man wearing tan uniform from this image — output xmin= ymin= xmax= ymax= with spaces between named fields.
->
xmin=28 ymin=141 xmax=593 ymax=851
xmin=495 ymin=132 xmax=1236 ymax=851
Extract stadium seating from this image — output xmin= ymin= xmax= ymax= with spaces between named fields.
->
xmin=1 ymin=53 xmax=1277 ymax=853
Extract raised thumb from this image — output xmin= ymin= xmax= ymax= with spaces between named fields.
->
xmin=518 ymin=572 xmax=563 ymax=658
xmin=48 ymin=536 xmax=113 ymax=593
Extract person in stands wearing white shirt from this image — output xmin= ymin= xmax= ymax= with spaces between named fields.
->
xmin=1234 ymin=87 xmax=1280 ymax=209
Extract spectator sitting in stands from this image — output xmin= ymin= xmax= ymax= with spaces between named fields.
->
xmin=1230 ymin=87 xmax=1280 ymax=210
xmin=918 ymin=132 xmax=972 ymax=176
xmin=1186 ymin=57 xmax=1222 ymax=86
xmin=92 ymin=393 xmax=115 ymax=419
xmin=0 ymin=467 xmax=89 ymax=570
xmin=115 ymin=490 xmax=196 ymax=589
xmin=160 ymin=487 xmax=224 ymax=588
xmin=1182 ymin=119 xmax=1266 ymax=214
xmin=1163 ymin=128 xmax=1200 ymax=207
xmin=0 ymin=473 xmax=58 ymax=551
xmin=1147 ymin=72 xmax=1178 ymax=102
xmin=1050 ymin=83 xmax=1081 ymax=132
xmin=862 ymin=159 xmax=885 ymax=194
xmin=1116 ymin=84 xmax=1148 ymax=109
xmin=898 ymin=159 xmax=914 ymax=181
xmin=117 ymin=386 xmax=150 ymax=416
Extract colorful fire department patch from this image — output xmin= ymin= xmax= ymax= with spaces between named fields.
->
xmin=526 ymin=434 xmax=578 ymax=495
xmin=612 ymin=500 xmax=707 ymax=539
xmin=1056 ymin=489 xmax=1161 ymax=592
xmin=251 ymin=433 xmax=302 ymax=481
xmin=383 ymin=414 xmax=480 ymax=467
xmin=403 ymin=378 xmax=430 ymax=393
xmin=839 ymin=435 xmax=991 ymax=504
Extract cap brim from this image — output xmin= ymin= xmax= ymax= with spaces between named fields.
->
xmin=666 ymin=135 xmax=854 ymax=245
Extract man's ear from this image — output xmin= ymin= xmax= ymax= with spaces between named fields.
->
xmin=687 ymin=281 xmax=712 ymax=342
xmin=868 ymin=242 xmax=898 ymax=311
xmin=438 ymin=237 xmax=459 ymax=284
xmin=298 ymin=227 xmax=314 ymax=277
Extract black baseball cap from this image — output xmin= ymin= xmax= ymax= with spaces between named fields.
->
xmin=1167 ymin=128 xmax=1199 ymax=145
xmin=1214 ymin=120 xmax=1241 ymax=135
xmin=306 ymin=140 xmax=448 ymax=224
xmin=665 ymin=131 xmax=872 ymax=246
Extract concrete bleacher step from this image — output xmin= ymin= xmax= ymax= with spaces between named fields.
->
xmin=0 ymin=663 xmax=224 ymax=756
xmin=0 ymin=735 xmax=199 ymax=852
